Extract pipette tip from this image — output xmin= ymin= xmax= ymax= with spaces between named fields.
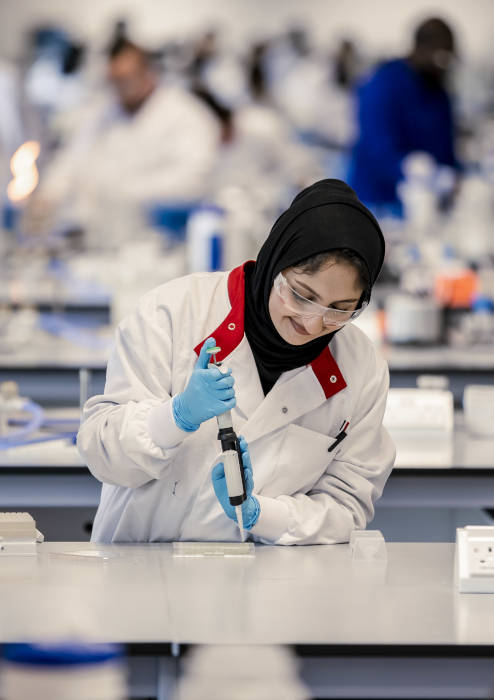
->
xmin=235 ymin=506 xmax=245 ymax=543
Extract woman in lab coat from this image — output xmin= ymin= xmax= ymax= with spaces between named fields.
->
xmin=78 ymin=179 xmax=395 ymax=544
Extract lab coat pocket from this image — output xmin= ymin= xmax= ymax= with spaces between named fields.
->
xmin=261 ymin=423 xmax=337 ymax=497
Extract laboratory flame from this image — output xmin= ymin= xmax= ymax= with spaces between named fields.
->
xmin=7 ymin=141 xmax=40 ymax=202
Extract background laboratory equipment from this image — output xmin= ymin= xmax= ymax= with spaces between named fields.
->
xmin=0 ymin=511 xmax=42 ymax=554
xmin=0 ymin=380 xmax=79 ymax=449
xmin=463 ymin=384 xmax=494 ymax=437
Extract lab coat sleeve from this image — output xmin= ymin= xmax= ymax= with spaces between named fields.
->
xmin=250 ymin=348 xmax=395 ymax=545
xmin=77 ymin=292 xmax=189 ymax=488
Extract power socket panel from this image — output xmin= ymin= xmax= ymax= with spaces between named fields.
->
xmin=456 ymin=526 xmax=494 ymax=592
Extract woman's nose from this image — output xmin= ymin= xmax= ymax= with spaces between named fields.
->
xmin=303 ymin=315 xmax=324 ymax=334
xmin=322 ymin=317 xmax=339 ymax=331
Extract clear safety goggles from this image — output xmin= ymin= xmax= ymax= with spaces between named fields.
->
xmin=273 ymin=272 xmax=367 ymax=327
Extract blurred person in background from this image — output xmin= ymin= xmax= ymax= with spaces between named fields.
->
xmin=24 ymin=26 xmax=86 ymax=133
xmin=8 ymin=25 xmax=87 ymax=210
xmin=269 ymin=26 xmax=327 ymax=135
xmin=347 ymin=17 xmax=461 ymax=212
xmin=188 ymin=29 xmax=218 ymax=90
xmin=25 ymin=22 xmax=220 ymax=248
xmin=231 ymin=42 xmax=302 ymax=170
xmin=306 ymin=37 xmax=362 ymax=150
xmin=186 ymin=27 xmax=247 ymax=141
xmin=188 ymin=28 xmax=244 ymax=103
xmin=0 ymin=59 xmax=25 ymax=196
xmin=187 ymin=30 xmax=235 ymax=145
xmin=210 ymin=41 xmax=321 ymax=198
xmin=266 ymin=28 xmax=359 ymax=151
xmin=333 ymin=39 xmax=361 ymax=91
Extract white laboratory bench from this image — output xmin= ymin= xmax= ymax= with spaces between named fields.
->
xmin=0 ymin=542 xmax=494 ymax=699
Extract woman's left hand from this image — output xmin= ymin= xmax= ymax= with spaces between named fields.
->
xmin=211 ymin=435 xmax=260 ymax=530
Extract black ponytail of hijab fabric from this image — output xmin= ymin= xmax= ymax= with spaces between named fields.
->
xmin=244 ymin=179 xmax=386 ymax=395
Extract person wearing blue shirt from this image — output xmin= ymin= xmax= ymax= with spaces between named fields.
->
xmin=348 ymin=17 xmax=459 ymax=211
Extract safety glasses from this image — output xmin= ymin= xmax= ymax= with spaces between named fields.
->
xmin=273 ymin=272 xmax=367 ymax=327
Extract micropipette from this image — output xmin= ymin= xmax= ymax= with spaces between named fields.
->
xmin=207 ymin=346 xmax=247 ymax=542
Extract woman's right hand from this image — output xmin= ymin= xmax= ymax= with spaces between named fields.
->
xmin=172 ymin=337 xmax=236 ymax=431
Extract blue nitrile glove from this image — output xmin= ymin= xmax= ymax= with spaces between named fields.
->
xmin=172 ymin=337 xmax=236 ymax=432
xmin=211 ymin=435 xmax=260 ymax=530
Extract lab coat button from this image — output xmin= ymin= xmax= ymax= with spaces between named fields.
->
xmin=282 ymin=406 xmax=288 ymax=414
xmin=330 ymin=375 xmax=337 ymax=384
xmin=228 ymin=323 xmax=236 ymax=330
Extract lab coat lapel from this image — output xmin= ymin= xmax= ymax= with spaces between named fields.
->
xmin=240 ymin=343 xmax=348 ymax=444
xmin=226 ymin=338 xmax=264 ymax=421
xmin=240 ymin=366 xmax=327 ymax=444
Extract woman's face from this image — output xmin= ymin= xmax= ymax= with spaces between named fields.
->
xmin=268 ymin=261 xmax=363 ymax=345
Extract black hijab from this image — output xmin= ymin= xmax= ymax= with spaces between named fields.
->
xmin=244 ymin=179 xmax=385 ymax=395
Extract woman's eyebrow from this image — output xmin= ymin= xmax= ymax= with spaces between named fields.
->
xmin=295 ymin=280 xmax=359 ymax=304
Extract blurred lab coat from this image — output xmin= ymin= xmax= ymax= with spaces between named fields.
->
xmin=78 ymin=262 xmax=395 ymax=545
xmin=213 ymin=100 xmax=320 ymax=195
xmin=272 ymin=53 xmax=327 ymax=131
xmin=270 ymin=54 xmax=356 ymax=148
xmin=37 ymin=83 xmax=220 ymax=244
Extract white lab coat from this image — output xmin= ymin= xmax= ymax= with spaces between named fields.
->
xmin=39 ymin=83 xmax=220 ymax=242
xmin=78 ymin=263 xmax=395 ymax=544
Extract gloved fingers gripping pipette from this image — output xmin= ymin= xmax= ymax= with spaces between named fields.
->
xmin=172 ymin=337 xmax=236 ymax=431
xmin=211 ymin=437 xmax=260 ymax=537
xmin=206 ymin=345 xmax=253 ymax=542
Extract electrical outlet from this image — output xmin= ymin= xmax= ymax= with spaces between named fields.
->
xmin=468 ymin=539 xmax=494 ymax=577
xmin=456 ymin=527 xmax=494 ymax=592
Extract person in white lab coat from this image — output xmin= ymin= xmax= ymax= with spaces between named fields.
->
xmin=28 ymin=33 xmax=220 ymax=246
xmin=78 ymin=179 xmax=395 ymax=544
